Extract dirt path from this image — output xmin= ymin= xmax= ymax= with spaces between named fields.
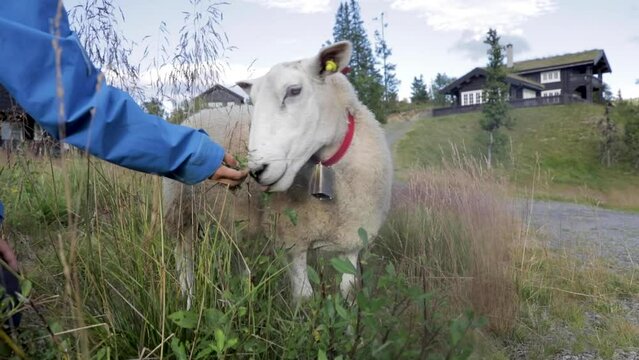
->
xmin=383 ymin=109 xmax=431 ymax=147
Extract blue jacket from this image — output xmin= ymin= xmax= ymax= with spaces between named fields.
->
xmin=0 ymin=1 xmax=224 ymax=185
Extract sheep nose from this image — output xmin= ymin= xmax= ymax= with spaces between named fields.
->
xmin=250 ymin=163 xmax=268 ymax=182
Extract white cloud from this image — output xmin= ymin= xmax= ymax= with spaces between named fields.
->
xmin=389 ymin=0 xmax=556 ymax=37
xmin=451 ymin=32 xmax=530 ymax=60
xmin=242 ymin=0 xmax=331 ymax=13
xmin=220 ymin=62 xmax=270 ymax=84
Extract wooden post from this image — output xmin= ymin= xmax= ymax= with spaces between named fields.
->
xmin=586 ymin=66 xmax=593 ymax=102
xmin=598 ymin=70 xmax=603 ymax=102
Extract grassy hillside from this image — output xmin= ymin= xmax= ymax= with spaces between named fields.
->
xmin=395 ymin=103 xmax=639 ymax=211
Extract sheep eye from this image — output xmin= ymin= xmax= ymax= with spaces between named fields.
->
xmin=286 ymin=86 xmax=302 ymax=98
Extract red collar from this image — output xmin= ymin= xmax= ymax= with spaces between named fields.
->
xmin=320 ymin=112 xmax=355 ymax=166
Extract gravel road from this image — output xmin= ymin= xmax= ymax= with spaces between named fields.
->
xmin=520 ymin=200 xmax=639 ymax=269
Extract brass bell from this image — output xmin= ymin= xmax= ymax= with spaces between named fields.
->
xmin=309 ymin=163 xmax=335 ymax=200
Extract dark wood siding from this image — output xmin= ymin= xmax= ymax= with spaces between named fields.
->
xmin=0 ymin=85 xmax=15 ymax=110
xmin=457 ymin=77 xmax=486 ymax=93
xmin=201 ymin=88 xmax=244 ymax=105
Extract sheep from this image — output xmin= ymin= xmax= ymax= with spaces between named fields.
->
xmin=163 ymin=41 xmax=393 ymax=308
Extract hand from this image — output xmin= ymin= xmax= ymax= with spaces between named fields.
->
xmin=209 ymin=153 xmax=248 ymax=187
xmin=0 ymin=236 xmax=19 ymax=272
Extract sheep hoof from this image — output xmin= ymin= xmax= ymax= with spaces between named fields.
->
xmin=292 ymin=284 xmax=314 ymax=304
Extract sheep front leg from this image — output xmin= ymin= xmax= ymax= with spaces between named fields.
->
xmin=339 ymin=249 xmax=359 ymax=301
xmin=287 ymin=249 xmax=313 ymax=302
xmin=175 ymin=237 xmax=195 ymax=310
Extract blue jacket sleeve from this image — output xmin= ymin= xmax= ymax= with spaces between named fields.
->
xmin=0 ymin=1 xmax=224 ymax=185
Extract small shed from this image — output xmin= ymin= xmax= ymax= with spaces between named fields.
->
xmin=0 ymin=84 xmax=44 ymax=149
xmin=197 ymin=84 xmax=249 ymax=107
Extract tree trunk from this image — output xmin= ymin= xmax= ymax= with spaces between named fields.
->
xmin=487 ymin=131 xmax=494 ymax=169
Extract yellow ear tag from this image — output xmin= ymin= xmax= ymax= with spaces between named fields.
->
xmin=325 ymin=59 xmax=338 ymax=72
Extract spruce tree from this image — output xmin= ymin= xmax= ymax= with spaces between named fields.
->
xmin=431 ymin=73 xmax=455 ymax=106
xmin=480 ymin=28 xmax=512 ymax=168
xmin=598 ymin=104 xmax=621 ymax=167
xmin=410 ymin=75 xmax=429 ymax=103
xmin=624 ymin=105 xmax=639 ymax=169
xmin=332 ymin=0 xmax=386 ymax=122
xmin=332 ymin=3 xmax=351 ymax=44
xmin=373 ymin=12 xmax=400 ymax=107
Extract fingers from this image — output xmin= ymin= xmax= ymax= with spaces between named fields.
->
xmin=223 ymin=153 xmax=238 ymax=169
xmin=210 ymin=165 xmax=249 ymax=187
xmin=0 ymin=239 xmax=19 ymax=272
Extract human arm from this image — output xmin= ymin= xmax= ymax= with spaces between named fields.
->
xmin=0 ymin=1 xmax=243 ymax=185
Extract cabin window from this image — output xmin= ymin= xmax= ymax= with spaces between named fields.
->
xmin=461 ymin=90 xmax=484 ymax=106
xmin=541 ymin=70 xmax=561 ymax=84
xmin=541 ymin=89 xmax=561 ymax=97
xmin=523 ymin=89 xmax=537 ymax=99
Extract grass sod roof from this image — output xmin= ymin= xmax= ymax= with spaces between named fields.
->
xmin=512 ymin=49 xmax=605 ymax=73
xmin=442 ymin=49 xmax=610 ymax=94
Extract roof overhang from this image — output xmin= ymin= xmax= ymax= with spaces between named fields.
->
xmin=594 ymin=51 xmax=612 ymax=73
xmin=440 ymin=67 xmax=485 ymax=94
xmin=441 ymin=67 xmax=544 ymax=94
xmin=197 ymin=84 xmax=247 ymax=102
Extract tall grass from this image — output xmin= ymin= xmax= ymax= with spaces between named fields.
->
xmin=378 ymin=162 xmax=519 ymax=335
xmin=0 ymin=2 xmax=524 ymax=357
xmin=0 ymin=151 xmax=523 ymax=358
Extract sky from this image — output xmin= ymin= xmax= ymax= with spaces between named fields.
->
xmin=70 ymin=0 xmax=639 ymax=102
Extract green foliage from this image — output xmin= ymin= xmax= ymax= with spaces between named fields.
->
xmin=168 ymin=98 xmax=208 ymax=124
xmin=284 ymin=208 xmax=298 ymax=226
xmin=373 ymin=13 xmax=400 ymax=108
xmin=332 ymin=2 xmax=352 ymax=44
xmin=0 ymin=156 xmax=492 ymax=358
xmin=410 ymin=75 xmax=430 ymax=104
xmin=431 ymin=73 xmax=455 ymax=106
xmin=481 ymin=28 xmax=512 ymax=167
xmin=480 ymin=28 xmax=511 ymax=132
xmin=624 ymin=116 xmax=639 ymax=168
xmin=143 ymin=98 xmax=166 ymax=118
xmin=352 ymin=72 xmax=386 ymax=123
xmin=160 ymin=226 xmax=487 ymax=359
xmin=333 ymin=1 xmax=386 ymax=123
xmin=169 ymin=99 xmax=191 ymax=124
xmin=621 ymin=102 xmax=639 ymax=168
xmin=597 ymin=105 xmax=623 ymax=167
xmin=601 ymin=82 xmax=613 ymax=103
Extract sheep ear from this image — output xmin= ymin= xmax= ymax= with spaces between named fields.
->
xmin=236 ymin=81 xmax=253 ymax=95
xmin=311 ymin=41 xmax=352 ymax=78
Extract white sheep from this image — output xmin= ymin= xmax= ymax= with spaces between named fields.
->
xmin=163 ymin=41 xmax=393 ymax=307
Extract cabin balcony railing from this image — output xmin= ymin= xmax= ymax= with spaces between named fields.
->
xmin=569 ymin=74 xmax=603 ymax=88
xmin=432 ymin=94 xmax=585 ymax=117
